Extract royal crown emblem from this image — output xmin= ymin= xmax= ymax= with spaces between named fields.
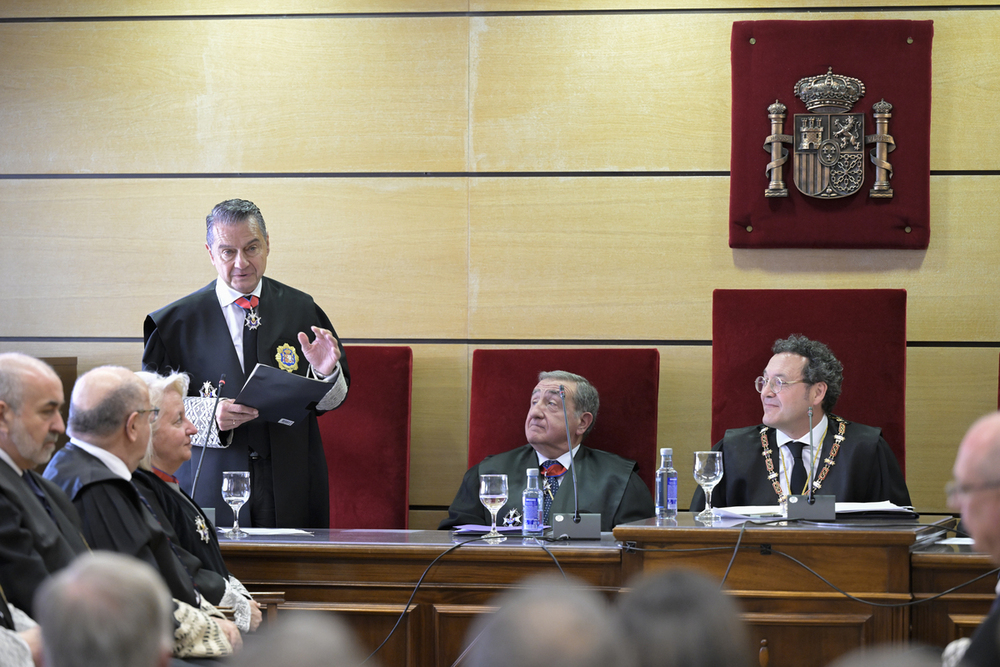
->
xmin=764 ymin=68 xmax=895 ymax=200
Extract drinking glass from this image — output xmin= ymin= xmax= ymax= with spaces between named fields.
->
xmin=221 ymin=471 xmax=251 ymax=539
xmin=693 ymin=451 xmax=724 ymax=522
xmin=479 ymin=474 xmax=508 ymax=543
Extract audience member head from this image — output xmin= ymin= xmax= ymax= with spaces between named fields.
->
xmin=526 ymin=371 xmax=599 ymax=459
xmin=35 ymin=551 xmax=173 ymax=667
xmin=759 ymin=335 xmax=842 ymax=439
xmin=67 ymin=366 xmax=154 ymax=472
xmin=135 ymin=371 xmax=197 ymax=474
xmin=0 ymin=353 xmax=65 ymax=470
xmin=617 ymin=568 xmax=752 ymax=667
xmin=231 ymin=613 xmax=369 ymax=667
xmin=950 ymin=412 xmax=1000 ymax=563
xmin=462 ymin=574 xmax=622 ymax=667
xmin=825 ymin=645 xmax=941 ymax=667
xmin=205 ymin=198 xmax=270 ymax=294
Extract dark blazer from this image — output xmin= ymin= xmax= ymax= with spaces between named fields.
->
xmin=690 ymin=415 xmax=911 ymax=510
xmin=962 ymin=595 xmax=1000 ymax=666
xmin=142 ymin=277 xmax=350 ymax=528
xmin=439 ymin=444 xmax=654 ymax=532
xmin=0 ymin=462 xmax=88 ymax=616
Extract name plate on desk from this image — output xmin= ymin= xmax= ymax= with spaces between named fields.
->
xmin=786 ymin=494 xmax=835 ymax=521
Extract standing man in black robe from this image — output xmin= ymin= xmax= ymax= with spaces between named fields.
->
xmin=691 ymin=335 xmax=910 ymax=511
xmin=142 ymin=199 xmax=349 ymax=528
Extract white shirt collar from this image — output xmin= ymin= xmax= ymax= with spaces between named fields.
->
xmin=534 ymin=444 xmax=581 ymax=469
xmin=214 ymin=277 xmax=263 ymax=308
xmin=69 ymin=438 xmax=132 ymax=481
xmin=775 ymin=413 xmax=828 ymax=448
xmin=0 ymin=447 xmax=22 ymax=475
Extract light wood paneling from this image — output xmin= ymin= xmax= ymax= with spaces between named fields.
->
xmin=469 ymin=175 xmax=1000 ymax=342
xmin=0 ymin=178 xmax=469 ymax=339
xmin=0 ymin=1 xmax=469 ymax=18
xmin=0 ymin=342 xmax=144 ymax=374
xmin=469 ymin=10 xmax=998 ymax=172
xmin=906 ymin=347 xmax=1000 ymax=513
xmin=408 ymin=344 xmax=470 ymax=507
xmin=0 ymin=18 xmax=468 ymax=173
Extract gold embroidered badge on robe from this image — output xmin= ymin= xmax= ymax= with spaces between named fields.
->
xmin=275 ymin=344 xmax=299 ymax=372
xmin=195 ymin=514 xmax=211 ymax=543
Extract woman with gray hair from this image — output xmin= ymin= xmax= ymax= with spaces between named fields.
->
xmin=133 ymin=371 xmax=262 ymax=634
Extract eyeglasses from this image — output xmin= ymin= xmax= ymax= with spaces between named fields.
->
xmin=136 ymin=408 xmax=160 ymax=424
xmin=217 ymin=243 xmax=264 ymax=262
xmin=755 ymin=376 xmax=807 ymax=394
xmin=945 ymin=479 xmax=1000 ymax=500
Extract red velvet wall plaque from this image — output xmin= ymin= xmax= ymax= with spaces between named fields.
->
xmin=729 ymin=20 xmax=933 ymax=249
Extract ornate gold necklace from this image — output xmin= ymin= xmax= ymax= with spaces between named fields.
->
xmin=760 ymin=415 xmax=847 ymax=502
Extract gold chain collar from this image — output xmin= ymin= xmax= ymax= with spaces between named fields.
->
xmin=760 ymin=415 xmax=847 ymax=503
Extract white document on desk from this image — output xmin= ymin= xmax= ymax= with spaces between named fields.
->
xmin=714 ymin=501 xmax=916 ymax=520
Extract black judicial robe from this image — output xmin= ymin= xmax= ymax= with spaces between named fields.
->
xmin=0 ymin=464 xmax=88 ymax=616
xmin=142 ymin=277 xmax=350 ymax=529
xmin=690 ymin=416 xmax=911 ymax=511
xmin=43 ymin=444 xmax=201 ymax=608
xmin=133 ymin=469 xmax=228 ymax=606
xmin=439 ymin=445 xmax=654 ymax=532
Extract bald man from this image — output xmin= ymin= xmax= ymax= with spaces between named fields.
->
xmin=947 ymin=412 xmax=1000 ymax=667
xmin=43 ymin=366 xmax=239 ymax=655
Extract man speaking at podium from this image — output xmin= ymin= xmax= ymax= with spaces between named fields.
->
xmin=691 ymin=335 xmax=910 ymax=511
xmin=142 ymin=199 xmax=349 ymax=528
xmin=440 ymin=371 xmax=653 ymax=531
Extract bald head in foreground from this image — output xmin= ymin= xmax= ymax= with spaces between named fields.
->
xmin=944 ymin=412 xmax=1000 ymax=667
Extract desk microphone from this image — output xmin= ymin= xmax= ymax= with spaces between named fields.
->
xmin=552 ymin=384 xmax=601 ymax=539
xmin=807 ymin=406 xmax=815 ymax=505
xmin=190 ymin=374 xmax=225 ymax=498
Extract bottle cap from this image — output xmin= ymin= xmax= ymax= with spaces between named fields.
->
xmin=660 ymin=447 xmax=672 ymax=456
xmin=527 ymin=468 xmax=539 ymax=476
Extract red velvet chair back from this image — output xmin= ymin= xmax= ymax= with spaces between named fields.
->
xmin=712 ymin=289 xmax=906 ymax=472
xmin=468 ymin=348 xmax=660 ymax=493
xmin=319 ymin=345 xmax=412 ymax=528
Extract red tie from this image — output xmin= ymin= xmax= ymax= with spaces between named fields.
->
xmin=235 ymin=295 xmax=258 ymax=310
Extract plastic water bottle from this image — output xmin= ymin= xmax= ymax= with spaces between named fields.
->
xmin=655 ymin=447 xmax=678 ymax=518
xmin=522 ymin=468 xmax=544 ymax=536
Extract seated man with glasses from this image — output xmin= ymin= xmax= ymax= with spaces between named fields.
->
xmin=691 ymin=334 xmax=910 ymax=511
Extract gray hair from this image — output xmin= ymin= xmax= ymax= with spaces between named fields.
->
xmin=617 ymin=568 xmax=753 ymax=667
xmin=206 ymin=198 xmax=268 ymax=246
xmin=68 ymin=370 xmax=146 ymax=438
xmin=35 ymin=552 xmax=173 ymax=667
xmin=771 ymin=334 xmax=844 ymax=413
xmin=135 ymin=371 xmax=191 ymax=470
xmin=538 ymin=370 xmax=600 ymax=438
xmin=0 ymin=353 xmax=58 ymax=413
xmin=232 ymin=614 xmax=369 ymax=667
xmin=463 ymin=575 xmax=622 ymax=667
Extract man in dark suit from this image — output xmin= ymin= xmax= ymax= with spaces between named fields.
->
xmin=691 ymin=335 xmax=910 ymax=511
xmin=142 ymin=198 xmax=350 ymax=528
xmin=440 ymin=371 xmax=653 ymax=532
xmin=947 ymin=412 xmax=1000 ymax=666
xmin=0 ymin=353 xmax=88 ymax=616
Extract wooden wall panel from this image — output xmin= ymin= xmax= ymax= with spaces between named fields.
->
xmin=469 ymin=176 xmax=1000 ymax=342
xmin=0 ymin=1 xmax=469 ymax=18
xmin=470 ymin=11 xmax=1000 ymax=172
xmin=0 ymin=178 xmax=469 ymax=339
xmin=906 ymin=347 xmax=1000 ymax=513
xmin=0 ymin=19 xmax=468 ymax=173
